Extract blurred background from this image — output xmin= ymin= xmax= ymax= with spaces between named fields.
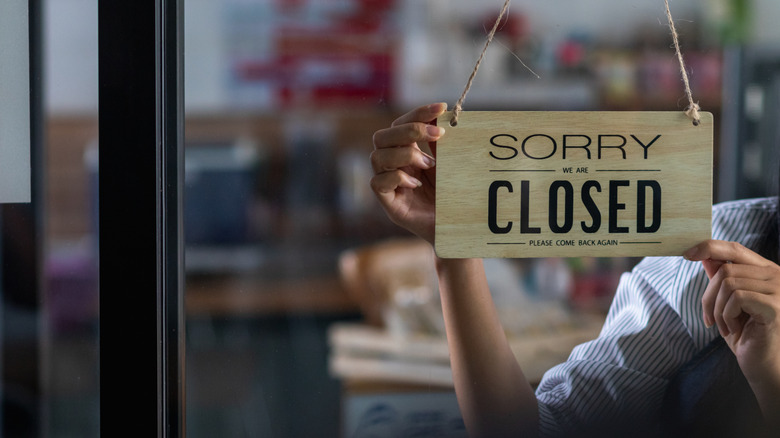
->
xmin=36 ymin=0 xmax=780 ymax=437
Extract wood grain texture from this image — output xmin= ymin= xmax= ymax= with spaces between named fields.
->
xmin=435 ymin=111 xmax=713 ymax=258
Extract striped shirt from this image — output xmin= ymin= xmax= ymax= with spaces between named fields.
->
xmin=535 ymin=197 xmax=779 ymax=436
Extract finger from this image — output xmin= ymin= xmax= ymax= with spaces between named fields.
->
xmin=701 ymin=271 xmax=721 ymax=328
xmin=717 ymin=262 xmax=778 ymax=286
xmin=684 ymin=239 xmax=770 ymax=267
xmin=373 ymin=122 xmax=445 ymax=151
xmin=712 ymin=279 xmax=732 ymax=336
xmin=370 ymin=146 xmax=435 ymax=175
xmin=714 ymin=275 xmax=776 ymax=335
xmin=702 ymin=262 xmax=737 ymax=329
xmin=370 ymin=170 xmax=421 ymax=202
xmin=712 ymin=276 xmax=742 ymax=335
xmin=701 ymin=259 xmax=726 ymax=280
xmin=702 ymin=262 xmax=779 ymax=328
xmin=722 ymin=289 xmax=777 ymax=334
xmin=391 ymin=102 xmax=448 ymax=127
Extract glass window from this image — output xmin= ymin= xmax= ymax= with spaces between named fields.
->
xmin=0 ymin=0 xmax=99 ymax=436
xmin=18 ymin=0 xmax=779 ymax=434
xmin=43 ymin=0 xmax=99 ymax=436
xmin=13 ymin=0 xmax=780 ymax=435
xmin=170 ymin=1 xmax=779 ymax=437
xmin=184 ymin=2 xmax=397 ymax=436
xmin=6 ymin=1 xmax=183 ymax=436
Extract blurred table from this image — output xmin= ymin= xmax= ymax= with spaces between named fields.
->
xmin=328 ymin=314 xmax=605 ymax=388
xmin=328 ymin=316 xmax=605 ymax=438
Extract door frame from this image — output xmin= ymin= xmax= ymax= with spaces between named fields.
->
xmin=98 ymin=1 xmax=184 ymax=435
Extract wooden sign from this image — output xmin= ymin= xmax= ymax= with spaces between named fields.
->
xmin=435 ymin=111 xmax=712 ymax=258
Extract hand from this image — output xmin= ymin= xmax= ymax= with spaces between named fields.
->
xmin=370 ymin=103 xmax=447 ymax=243
xmin=684 ymin=239 xmax=780 ymax=419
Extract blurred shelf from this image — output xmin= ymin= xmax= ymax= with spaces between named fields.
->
xmin=185 ymin=245 xmax=267 ymax=274
xmin=186 ymin=274 xmax=358 ymax=317
xmin=398 ymin=78 xmax=599 ymax=111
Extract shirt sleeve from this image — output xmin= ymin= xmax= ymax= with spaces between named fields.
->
xmin=535 ymin=255 xmax=710 ymax=436
xmin=533 ymin=197 xmax=777 ymax=436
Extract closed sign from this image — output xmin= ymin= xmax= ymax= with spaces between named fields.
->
xmin=435 ymin=111 xmax=712 ymax=258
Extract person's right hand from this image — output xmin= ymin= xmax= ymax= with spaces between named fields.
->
xmin=370 ymin=103 xmax=446 ymax=244
xmin=685 ymin=239 xmax=780 ymax=425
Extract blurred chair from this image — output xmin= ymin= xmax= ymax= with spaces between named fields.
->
xmin=338 ymin=237 xmax=439 ymax=333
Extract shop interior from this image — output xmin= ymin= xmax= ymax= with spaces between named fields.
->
xmin=42 ymin=0 xmax=780 ymax=437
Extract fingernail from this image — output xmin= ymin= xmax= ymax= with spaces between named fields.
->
xmin=426 ymin=125 xmax=445 ymax=138
xmin=422 ymin=153 xmax=436 ymax=168
xmin=683 ymin=247 xmax=698 ymax=260
xmin=411 ymin=177 xmax=422 ymax=187
xmin=429 ymin=102 xmax=447 ymax=112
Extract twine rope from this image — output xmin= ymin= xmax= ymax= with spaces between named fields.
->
xmin=450 ymin=0 xmax=511 ymax=127
xmin=663 ymin=0 xmax=701 ymax=126
xmin=451 ymin=0 xmax=701 ymax=127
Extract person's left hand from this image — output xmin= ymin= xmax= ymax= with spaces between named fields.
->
xmin=684 ymin=239 xmax=780 ymax=418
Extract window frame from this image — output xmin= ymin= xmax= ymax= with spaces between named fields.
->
xmin=98 ymin=1 xmax=184 ymax=435
xmin=0 ymin=0 xmax=43 ymax=433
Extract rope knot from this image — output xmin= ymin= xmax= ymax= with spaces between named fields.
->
xmin=685 ymin=102 xmax=701 ymax=126
xmin=450 ymin=105 xmax=463 ymax=126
